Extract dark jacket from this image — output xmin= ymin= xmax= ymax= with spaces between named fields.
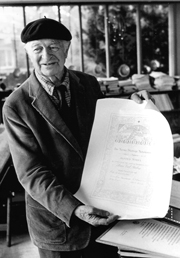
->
xmin=3 ymin=69 xmax=103 ymax=251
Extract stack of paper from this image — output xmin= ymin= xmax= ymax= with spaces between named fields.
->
xmin=118 ymin=249 xmax=161 ymax=257
xmin=132 ymin=74 xmax=152 ymax=91
xmin=169 ymin=180 xmax=180 ymax=210
xmin=97 ymin=77 xmax=119 ymax=94
xmin=118 ymin=79 xmax=133 ymax=87
xmin=118 ymin=249 xmax=155 ymax=257
xmin=153 ymin=75 xmax=175 ymax=90
xmin=152 ymin=94 xmax=174 ymax=111
xmin=97 ymin=219 xmax=180 ymax=258
xmin=118 ymin=79 xmax=137 ymax=94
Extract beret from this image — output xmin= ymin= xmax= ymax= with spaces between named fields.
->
xmin=21 ymin=17 xmax=72 ymax=43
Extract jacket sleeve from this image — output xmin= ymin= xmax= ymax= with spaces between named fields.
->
xmin=2 ymin=102 xmax=82 ymax=227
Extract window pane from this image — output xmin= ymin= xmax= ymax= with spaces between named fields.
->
xmin=60 ymin=6 xmax=81 ymax=71
xmin=25 ymin=5 xmax=59 ymax=23
xmin=80 ymin=5 xmax=137 ymax=79
xmin=141 ymin=4 xmax=169 ymax=74
xmin=0 ymin=7 xmax=27 ymax=90
xmin=81 ymin=5 xmax=106 ymax=77
xmin=108 ymin=5 xmax=137 ymax=79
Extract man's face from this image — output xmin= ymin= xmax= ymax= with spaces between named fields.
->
xmin=25 ymin=39 xmax=70 ymax=79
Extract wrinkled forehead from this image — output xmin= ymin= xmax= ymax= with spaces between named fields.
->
xmin=26 ymin=39 xmax=61 ymax=48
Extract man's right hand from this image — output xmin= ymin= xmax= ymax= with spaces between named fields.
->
xmin=74 ymin=205 xmax=119 ymax=227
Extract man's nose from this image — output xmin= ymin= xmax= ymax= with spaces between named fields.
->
xmin=41 ymin=47 xmax=51 ymax=59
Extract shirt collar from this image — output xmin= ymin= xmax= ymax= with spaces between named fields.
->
xmin=35 ymin=67 xmax=70 ymax=96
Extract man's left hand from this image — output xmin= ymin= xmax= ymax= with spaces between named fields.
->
xmin=130 ymin=90 xmax=154 ymax=104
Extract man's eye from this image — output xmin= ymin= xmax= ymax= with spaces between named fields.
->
xmin=50 ymin=46 xmax=59 ymax=51
xmin=33 ymin=48 xmax=42 ymax=53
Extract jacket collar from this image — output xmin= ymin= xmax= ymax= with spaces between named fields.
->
xmin=28 ymin=70 xmax=86 ymax=160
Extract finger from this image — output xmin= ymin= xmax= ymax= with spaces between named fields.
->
xmin=92 ymin=207 xmax=111 ymax=218
xmin=91 ymin=214 xmax=120 ymax=227
xmin=106 ymin=214 xmax=120 ymax=224
xmin=88 ymin=215 xmax=110 ymax=226
xmin=141 ymin=90 xmax=150 ymax=99
xmin=81 ymin=206 xmax=111 ymax=218
xmin=131 ymin=93 xmax=142 ymax=103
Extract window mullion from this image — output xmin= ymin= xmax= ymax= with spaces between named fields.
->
xmin=136 ymin=4 xmax=142 ymax=74
xmin=104 ymin=5 xmax=110 ymax=78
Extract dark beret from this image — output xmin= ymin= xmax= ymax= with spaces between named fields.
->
xmin=21 ymin=17 xmax=72 ymax=43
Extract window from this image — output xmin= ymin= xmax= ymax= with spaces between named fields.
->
xmin=0 ymin=7 xmax=27 ymax=89
xmin=0 ymin=48 xmax=14 ymax=68
xmin=0 ymin=3 xmax=169 ymax=89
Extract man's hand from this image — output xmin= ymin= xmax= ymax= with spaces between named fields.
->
xmin=130 ymin=90 xmax=155 ymax=104
xmin=74 ymin=205 xmax=119 ymax=227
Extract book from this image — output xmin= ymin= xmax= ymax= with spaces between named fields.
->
xmin=96 ymin=219 xmax=180 ymax=258
xmin=152 ymin=94 xmax=174 ymax=111
xmin=118 ymin=249 xmax=162 ymax=258
xmin=169 ymin=180 xmax=180 ymax=209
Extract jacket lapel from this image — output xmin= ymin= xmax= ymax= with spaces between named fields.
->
xmin=28 ymin=72 xmax=84 ymax=160
xmin=69 ymin=71 xmax=91 ymax=154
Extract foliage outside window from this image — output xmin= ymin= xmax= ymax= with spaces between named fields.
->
xmin=141 ymin=4 xmax=168 ymax=74
xmin=81 ymin=4 xmax=168 ymax=79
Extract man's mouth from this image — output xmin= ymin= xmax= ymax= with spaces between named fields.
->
xmin=43 ymin=62 xmax=57 ymax=66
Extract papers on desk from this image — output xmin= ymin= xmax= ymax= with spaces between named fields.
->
xmin=97 ymin=219 xmax=180 ymax=258
xmin=75 ymin=98 xmax=173 ymax=219
xmin=97 ymin=77 xmax=120 ymax=94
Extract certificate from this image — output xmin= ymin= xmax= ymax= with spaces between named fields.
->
xmin=75 ymin=99 xmax=173 ymax=219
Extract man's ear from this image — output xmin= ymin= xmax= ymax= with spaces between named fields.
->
xmin=24 ymin=44 xmax=32 ymax=63
xmin=65 ymin=41 xmax=71 ymax=58
xmin=24 ymin=43 xmax=30 ymax=56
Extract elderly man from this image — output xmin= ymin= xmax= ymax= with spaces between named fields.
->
xmin=3 ymin=18 xmax=152 ymax=258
